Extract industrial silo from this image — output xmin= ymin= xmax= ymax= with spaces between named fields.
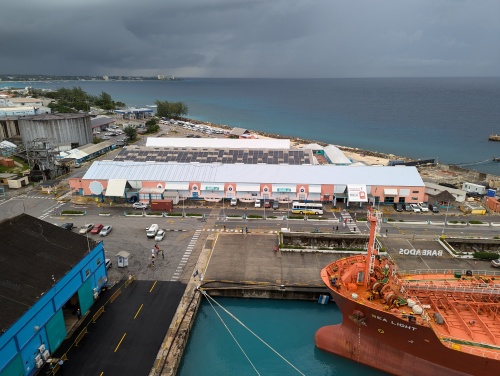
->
xmin=19 ymin=113 xmax=93 ymax=147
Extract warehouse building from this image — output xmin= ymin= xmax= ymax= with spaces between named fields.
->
xmin=0 ymin=214 xmax=108 ymax=375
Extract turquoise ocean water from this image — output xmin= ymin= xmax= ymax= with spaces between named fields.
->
xmin=177 ymin=297 xmax=388 ymax=376
xmin=10 ymin=77 xmax=500 ymax=175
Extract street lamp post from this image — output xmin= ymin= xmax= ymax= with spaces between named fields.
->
xmin=286 ymin=200 xmax=289 ymax=230
xmin=441 ymin=201 xmax=450 ymax=236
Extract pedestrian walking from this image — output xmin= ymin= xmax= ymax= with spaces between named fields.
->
xmin=385 ymin=229 xmax=388 ymax=236
xmin=162 ymin=250 xmax=164 ymax=259
xmin=349 ymin=219 xmax=352 ymax=224
xmin=245 ymin=226 xmax=248 ymax=234
xmin=224 ymin=225 xmax=226 ymax=231
xmin=353 ymin=226 xmax=356 ymax=232
xmin=76 ymin=308 xmax=81 ymax=319
xmin=336 ymin=226 xmax=339 ymax=231
xmin=343 ymin=222 xmax=346 ymax=228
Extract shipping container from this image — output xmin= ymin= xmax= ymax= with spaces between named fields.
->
xmin=151 ymin=199 xmax=173 ymax=212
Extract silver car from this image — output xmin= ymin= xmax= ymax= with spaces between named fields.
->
xmin=100 ymin=225 xmax=113 ymax=236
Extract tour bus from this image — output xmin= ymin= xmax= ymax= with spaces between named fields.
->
xmin=291 ymin=202 xmax=324 ymax=215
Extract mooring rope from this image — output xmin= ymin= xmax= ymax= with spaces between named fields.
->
xmin=204 ymin=294 xmax=261 ymax=375
xmin=202 ymin=291 xmax=306 ymax=375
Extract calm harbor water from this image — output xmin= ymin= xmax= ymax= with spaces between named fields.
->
xmin=177 ymin=297 xmax=388 ymax=376
xmin=9 ymin=77 xmax=500 ymax=175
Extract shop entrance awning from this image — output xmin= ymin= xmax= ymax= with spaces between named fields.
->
xmin=105 ymin=179 xmax=127 ymax=197
xmin=384 ymin=188 xmax=398 ymax=196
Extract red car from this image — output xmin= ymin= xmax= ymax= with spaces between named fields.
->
xmin=91 ymin=224 xmax=104 ymax=234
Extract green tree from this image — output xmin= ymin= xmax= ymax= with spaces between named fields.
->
xmin=123 ymin=125 xmax=137 ymax=141
xmin=155 ymin=100 xmax=189 ymax=118
xmin=144 ymin=118 xmax=160 ymax=134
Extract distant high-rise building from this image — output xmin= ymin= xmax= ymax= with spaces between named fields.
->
xmin=157 ymin=75 xmax=166 ymax=80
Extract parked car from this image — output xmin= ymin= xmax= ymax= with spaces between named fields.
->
xmin=393 ymin=203 xmax=403 ymax=212
xmin=409 ymin=204 xmax=421 ymax=213
xmin=146 ymin=224 xmax=159 ymax=238
xmin=133 ymin=202 xmax=148 ymax=209
xmin=155 ymin=229 xmax=166 ymax=241
xmin=100 ymin=225 xmax=112 ymax=236
xmin=428 ymin=204 xmax=440 ymax=213
xmin=60 ymin=223 xmax=74 ymax=230
xmin=418 ymin=202 xmax=429 ymax=212
xmin=492 ymin=259 xmax=500 ymax=268
xmin=255 ymin=199 xmax=261 ymax=208
xmin=403 ymin=203 xmax=412 ymax=211
xmin=272 ymin=201 xmax=279 ymax=210
xmin=264 ymin=200 xmax=271 ymax=208
xmin=105 ymin=258 xmax=112 ymax=269
xmin=91 ymin=224 xmax=104 ymax=234
xmin=79 ymin=223 xmax=94 ymax=234
xmin=230 ymin=198 xmax=238 ymax=206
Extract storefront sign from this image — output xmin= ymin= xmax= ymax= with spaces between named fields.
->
xmin=204 ymin=186 xmax=220 ymax=191
xmin=347 ymin=184 xmax=368 ymax=202
xmin=277 ymin=188 xmax=291 ymax=192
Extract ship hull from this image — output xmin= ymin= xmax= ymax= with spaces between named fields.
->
xmin=315 ymin=290 xmax=500 ymax=376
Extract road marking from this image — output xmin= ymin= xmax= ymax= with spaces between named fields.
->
xmin=114 ymin=333 xmax=127 ymax=352
xmin=100 ymin=372 xmax=104 ymax=376
xmin=134 ymin=304 xmax=143 ymax=319
xmin=149 ymin=280 xmax=157 ymax=293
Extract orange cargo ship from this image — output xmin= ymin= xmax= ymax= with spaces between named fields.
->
xmin=315 ymin=209 xmax=500 ymax=376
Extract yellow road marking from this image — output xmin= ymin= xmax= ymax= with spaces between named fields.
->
xmin=134 ymin=304 xmax=144 ymax=319
xmin=150 ymin=280 xmax=158 ymax=293
xmin=100 ymin=372 xmax=104 ymax=376
xmin=114 ymin=333 xmax=126 ymax=352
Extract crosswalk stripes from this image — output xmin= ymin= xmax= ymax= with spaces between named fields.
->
xmin=340 ymin=211 xmax=361 ymax=233
xmin=170 ymin=229 xmax=201 ymax=282
xmin=38 ymin=201 xmax=66 ymax=220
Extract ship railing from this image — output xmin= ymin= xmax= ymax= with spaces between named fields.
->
xmin=402 ymin=282 xmax=500 ymax=296
xmin=440 ymin=336 xmax=500 ymax=360
xmin=398 ymin=269 xmax=500 ymax=277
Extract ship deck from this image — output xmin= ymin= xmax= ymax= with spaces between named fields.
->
xmin=322 ymin=255 xmax=500 ymax=361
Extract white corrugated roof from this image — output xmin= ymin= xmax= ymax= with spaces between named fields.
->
xmin=83 ymin=161 xmax=424 ymax=187
xmin=146 ymin=137 xmax=290 ymax=149
xmin=60 ymin=149 xmax=88 ymax=159
xmin=323 ymin=145 xmax=352 ymax=164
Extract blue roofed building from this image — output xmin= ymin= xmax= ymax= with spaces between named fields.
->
xmin=0 ymin=214 xmax=108 ymax=375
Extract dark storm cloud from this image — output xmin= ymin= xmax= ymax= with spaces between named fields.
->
xmin=1 ymin=0 xmax=499 ymax=77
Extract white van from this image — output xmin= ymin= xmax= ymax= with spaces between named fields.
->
xmin=255 ymin=199 xmax=261 ymax=208
xmin=230 ymin=198 xmax=238 ymax=206
xmin=146 ymin=224 xmax=159 ymax=238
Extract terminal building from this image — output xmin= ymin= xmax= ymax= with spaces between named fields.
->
xmin=0 ymin=214 xmax=108 ymax=375
xmin=69 ymin=160 xmax=426 ymax=207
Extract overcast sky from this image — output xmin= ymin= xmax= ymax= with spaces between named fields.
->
xmin=1 ymin=0 xmax=499 ymax=78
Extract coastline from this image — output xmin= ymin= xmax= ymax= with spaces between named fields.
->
xmin=177 ymin=118 xmax=500 ymax=183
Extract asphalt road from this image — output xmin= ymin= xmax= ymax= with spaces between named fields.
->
xmin=48 ymin=280 xmax=186 ymax=376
